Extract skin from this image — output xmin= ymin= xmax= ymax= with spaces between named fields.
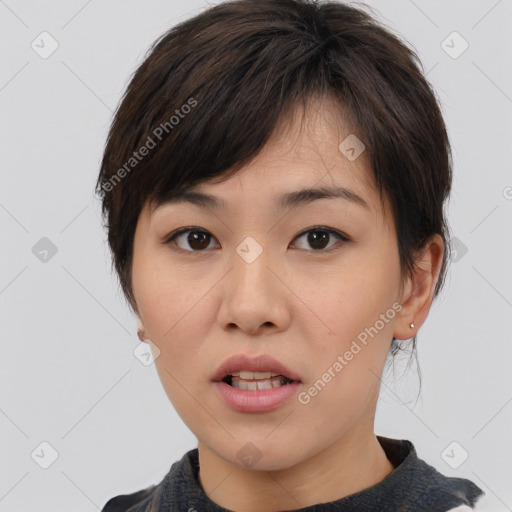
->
xmin=131 ymin=96 xmax=444 ymax=511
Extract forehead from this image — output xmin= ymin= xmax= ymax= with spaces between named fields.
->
xmin=218 ymin=95 xmax=377 ymax=193
xmin=145 ymin=95 xmax=386 ymax=221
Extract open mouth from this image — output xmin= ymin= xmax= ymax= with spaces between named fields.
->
xmin=222 ymin=371 xmax=296 ymax=390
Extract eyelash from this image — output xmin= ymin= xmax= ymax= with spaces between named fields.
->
xmin=163 ymin=226 xmax=350 ymax=253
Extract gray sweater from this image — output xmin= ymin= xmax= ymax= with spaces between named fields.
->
xmin=101 ymin=436 xmax=484 ymax=511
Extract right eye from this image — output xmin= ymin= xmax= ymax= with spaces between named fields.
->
xmin=164 ymin=227 xmax=220 ymax=252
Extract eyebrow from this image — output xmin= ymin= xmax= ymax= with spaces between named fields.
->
xmin=162 ymin=185 xmax=370 ymax=211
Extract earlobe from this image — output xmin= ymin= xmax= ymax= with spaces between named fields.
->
xmin=136 ymin=315 xmax=147 ymax=342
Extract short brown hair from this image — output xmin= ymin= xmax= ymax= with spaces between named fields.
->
xmin=95 ymin=0 xmax=452 ymax=360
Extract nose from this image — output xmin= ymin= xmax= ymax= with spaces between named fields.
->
xmin=216 ymin=238 xmax=292 ymax=336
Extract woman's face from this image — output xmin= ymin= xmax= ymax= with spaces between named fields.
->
xmin=131 ymin=99 xmax=414 ymax=471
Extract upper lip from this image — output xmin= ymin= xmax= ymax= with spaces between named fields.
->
xmin=212 ymin=353 xmax=302 ymax=382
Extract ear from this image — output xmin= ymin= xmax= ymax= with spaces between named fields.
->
xmin=136 ymin=314 xmax=148 ymax=343
xmin=393 ymin=234 xmax=445 ymax=341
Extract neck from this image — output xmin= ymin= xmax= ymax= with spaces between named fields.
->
xmin=197 ymin=422 xmax=395 ymax=511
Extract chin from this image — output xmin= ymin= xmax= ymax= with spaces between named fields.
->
xmin=228 ymin=438 xmax=309 ymax=472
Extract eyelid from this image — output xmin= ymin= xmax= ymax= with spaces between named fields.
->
xmin=293 ymin=226 xmax=350 ymax=242
xmin=163 ymin=226 xmax=219 ymax=250
xmin=163 ymin=226 xmax=209 ymax=244
xmin=290 ymin=226 xmax=349 ymax=251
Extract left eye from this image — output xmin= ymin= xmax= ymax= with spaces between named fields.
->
xmin=291 ymin=227 xmax=349 ymax=251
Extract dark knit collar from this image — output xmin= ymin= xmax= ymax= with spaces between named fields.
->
xmin=102 ymin=436 xmax=484 ymax=511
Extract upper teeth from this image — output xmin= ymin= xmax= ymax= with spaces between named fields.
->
xmin=231 ymin=371 xmax=282 ymax=379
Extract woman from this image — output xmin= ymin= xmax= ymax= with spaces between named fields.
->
xmin=96 ymin=0 xmax=485 ymax=510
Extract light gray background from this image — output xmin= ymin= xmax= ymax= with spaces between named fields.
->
xmin=1 ymin=0 xmax=511 ymax=510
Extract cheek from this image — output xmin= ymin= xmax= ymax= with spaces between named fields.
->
xmin=133 ymin=251 xmax=210 ymax=339
xmin=303 ymin=257 xmax=399 ymax=385
xmin=311 ymin=270 xmax=394 ymax=342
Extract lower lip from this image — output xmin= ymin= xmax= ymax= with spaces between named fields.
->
xmin=213 ymin=380 xmax=302 ymax=413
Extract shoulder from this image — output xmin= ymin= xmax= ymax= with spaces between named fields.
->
xmin=447 ymin=505 xmax=487 ymax=512
xmin=100 ymin=448 xmax=196 ymax=511
xmin=377 ymin=436 xmax=486 ymax=511
xmin=101 ymin=485 xmax=157 ymax=512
